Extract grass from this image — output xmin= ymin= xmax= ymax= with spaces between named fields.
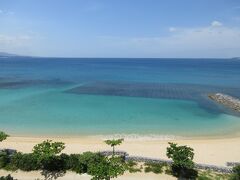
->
xmin=126 ymin=160 xmax=142 ymax=173
xmin=197 ymin=170 xmax=232 ymax=180
xmin=144 ymin=162 xmax=167 ymax=174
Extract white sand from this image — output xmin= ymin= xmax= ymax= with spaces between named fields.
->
xmin=1 ymin=135 xmax=240 ymax=179
xmin=1 ymin=136 xmax=240 ymax=166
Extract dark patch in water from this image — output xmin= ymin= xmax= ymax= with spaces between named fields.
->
xmin=0 ymin=78 xmax=72 ymax=89
xmin=66 ymin=82 xmax=240 ymax=116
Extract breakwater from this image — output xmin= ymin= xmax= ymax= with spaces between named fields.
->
xmin=209 ymin=93 xmax=240 ymax=112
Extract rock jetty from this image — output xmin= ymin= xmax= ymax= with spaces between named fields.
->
xmin=209 ymin=93 xmax=240 ymax=112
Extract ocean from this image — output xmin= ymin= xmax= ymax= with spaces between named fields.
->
xmin=0 ymin=57 xmax=240 ymax=138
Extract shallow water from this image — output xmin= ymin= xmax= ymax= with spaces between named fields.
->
xmin=0 ymin=57 xmax=240 ymax=137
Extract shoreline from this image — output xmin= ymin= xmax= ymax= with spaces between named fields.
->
xmin=5 ymin=129 xmax=240 ymax=141
xmin=2 ymin=135 xmax=240 ymax=167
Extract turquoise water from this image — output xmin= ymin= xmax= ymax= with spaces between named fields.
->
xmin=0 ymin=58 xmax=240 ymax=137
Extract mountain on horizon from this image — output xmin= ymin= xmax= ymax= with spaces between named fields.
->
xmin=0 ymin=52 xmax=19 ymax=57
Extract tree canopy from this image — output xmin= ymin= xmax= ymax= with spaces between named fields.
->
xmin=88 ymin=156 xmax=126 ymax=180
xmin=166 ymin=142 xmax=194 ymax=169
xmin=104 ymin=139 xmax=124 ymax=155
xmin=166 ymin=142 xmax=197 ymax=179
xmin=0 ymin=131 xmax=9 ymax=142
xmin=32 ymin=140 xmax=65 ymax=158
xmin=104 ymin=139 xmax=124 ymax=147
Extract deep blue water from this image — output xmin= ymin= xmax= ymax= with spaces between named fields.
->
xmin=1 ymin=58 xmax=240 ymax=87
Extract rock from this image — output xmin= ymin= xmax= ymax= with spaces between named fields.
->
xmin=209 ymin=93 xmax=240 ymax=112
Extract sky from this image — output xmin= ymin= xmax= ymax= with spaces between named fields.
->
xmin=0 ymin=0 xmax=240 ymax=58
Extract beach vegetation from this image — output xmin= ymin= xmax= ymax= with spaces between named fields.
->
xmin=33 ymin=140 xmax=65 ymax=158
xmin=197 ymin=170 xmax=231 ymax=180
xmin=231 ymin=165 xmax=240 ymax=180
xmin=63 ymin=154 xmax=81 ymax=172
xmin=126 ymin=160 xmax=141 ymax=173
xmin=0 ymin=175 xmax=14 ymax=180
xmin=8 ymin=152 xmax=40 ymax=171
xmin=167 ymin=142 xmax=198 ymax=179
xmin=104 ymin=139 xmax=124 ymax=155
xmin=32 ymin=140 xmax=65 ymax=171
xmin=67 ymin=152 xmax=105 ymax=174
xmin=0 ymin=138 xmax=235 ymax=180
xmin=0 ymin=131 xmax=9 ymax=142
xmin=41 ymin=154 xmax=67 ymax=171
xmin=144 ymin=162 xmax=166 ymax=174
xmin=87 ymin=156 xmax=126 ymax=180
xmin=0 ymin=146 xmax=127 ymax=179
xmin=0 ymin=150 xmax=10 ymax=168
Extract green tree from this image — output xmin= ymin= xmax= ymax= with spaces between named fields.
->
xmin=9 ymin=152 xmax=41 ymax=171
xmin=33 ymin=140 xmax=65 ymax=158
xmin=66 ymin=152 xmax=105 ymax=174
xmin=104 ymin=139 xmax=124 ymax=155
xmin=231 ymin=165 xmax=240 ymax=180
xmin=32 ymin=140 xmax=65 ymax=171
xmin=0 ymin=131 xmax=9 ymax=142
xmin=166 ymin=142 xmax=198 ymax=179
xmin=0 ymin=174 xmax=14 ymax=180
xmin=88 ymin=156 xmax=126 ymax=180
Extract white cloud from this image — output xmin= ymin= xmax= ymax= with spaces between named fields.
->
xmin=1 ymin=21 xmax=239 ymax=58
xmin=97 ymin=22 xmax=240 ymax=58
xmin=211 ymin=21 xmax=223 ymax=27
xmin=169 ymin=27 xmax=176 ymax=32
xmin=6 ymin=11 xmax=15 ymax=15
xmin=0 ymin=34 xmax=32 ymax=48
xmin=0 ymin=10 xmax=15 ymax=16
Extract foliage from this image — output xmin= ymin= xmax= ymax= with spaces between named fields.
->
xmin=0 ymin=139 xmax=122 ymax=178
xmin=171 ymin=165 xmax=198 ymax=179
xmin=104 ymin=139 xmax=124 ymax=147
xmin=126 ymin=160 xmax=141 ymax=173
xmin=0 ymin=132 xmax=9 ymax=142
xmin=198 ymin=170 xmax=231 ymax=180
xmin=104 ymin=139 xmax=124 ymax=155
xmin=0 ymin=175 xmax=14 ymax=180
xmin=41 ymin=155 xmax=66 ymax=171
xmin=32 ymin=140 xmax=65 ymax=171
xmin=64 ymin=154 xmax=81 ymax=172
xmin=231 ymin=165 xmax=240 ymax=180
xmin=9 ymin=152 xmax=40 ymax=171
xmin=33 ymin=140 xmax=65 ymax=158
xmin=67 ymin=152 xmax=105 ymax=174
xmin=0 ymin=151 xmax=10 ymax=168
xmin=88 ymin=156 xmax=126 ymax=180
xmin=144 ymin=162 xmax=166 ymax=174
xmin=167 ymin=142 xmax=194 ymax=169
xmin=59 ymin=153 xmax=69 ymax=170
xmin=167 ymin=142 xmax=198 ymax=179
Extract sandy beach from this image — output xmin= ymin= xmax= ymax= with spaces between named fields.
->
xmin=0 ymin=136 xmax=240 ymax=180
xmin=0 ymin=135 xmax=240 ymax=179
xmin=1 ymin=135 xmax=240 ymax=166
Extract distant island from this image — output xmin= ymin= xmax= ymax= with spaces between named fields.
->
xmin=0 ymin=52 xmax=19 ymax=57
xmin=0 ymin=52 xmax=31 ymax=58
xmin=231 ymin=57 xmax=240 ymax=60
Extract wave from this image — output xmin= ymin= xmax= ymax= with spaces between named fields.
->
xmin=92 ymin=134 xmax=184 ymax=141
